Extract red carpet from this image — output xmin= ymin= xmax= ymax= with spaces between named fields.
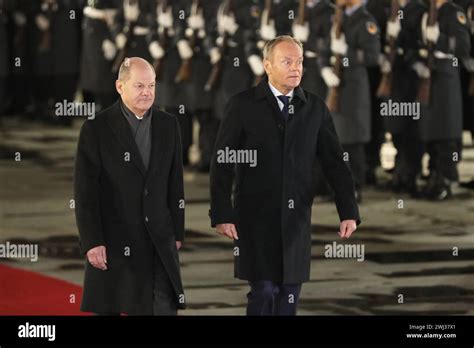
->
xmin=0 ymin=263 xmax=91 ymax=315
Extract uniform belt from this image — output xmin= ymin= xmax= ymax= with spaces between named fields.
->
xmin=433 ymin=51 xmax=454 ymax=59
xmin=227 ymin=40 xmax=238 ymax=47
xmin=304 ymin=51 xmax=318 ymax=58
xmin=83 ymin=6 xmax=117 ymax=21
xmin=133 ymin=26 xmax=150 ymax=35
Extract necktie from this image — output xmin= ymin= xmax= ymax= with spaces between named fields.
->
xmin=277 ymin=95 xmax=290 ymax=121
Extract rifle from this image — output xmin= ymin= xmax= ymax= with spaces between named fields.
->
xmin=325 ymin=3 xmax=344 ymax=113
xmin=416 ymin=0 xmax=437 ymax=105
xmin=175 ymin=0 xmax=200 ymax=83
xmin=251 ymin=0 xmax=274 ymax=86
xmin=112 ymin=0 xmax=139 ymax=73
xmin=262 ymin=0 xmax=273 ymax=31
xmin=376 ymin=0 xmax=400 ymax=98
xmin=38 ymin=0 xmax=58 ymax=53
xmin=469 ymin=5 xmax=474 ymax=96
xmin=154 ymin=0 xmax=168 ymax=81
xmin=204 ymin=0 xmax=231 ymax=91
xmin=296 ymin=0 xmax=305 ymax=26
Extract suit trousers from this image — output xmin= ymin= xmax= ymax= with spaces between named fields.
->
xmin=246 ymin=280 xmax=302 ymax=316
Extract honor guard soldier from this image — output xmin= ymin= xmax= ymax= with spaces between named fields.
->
xmin=381 ymin=0 xmax=427 ymax=195
xmin=80 ymin=0 xmax=119 ymax=110
xmin=0 ymin=0 xmax=10 ymax=115
xmin=9 ymin=0 xmax=34 ymax=115
xmin=418 ymin=0 xmax=471 ymax=200
xmin=366 ymin=0 xmax=391 ymax=185
xmin=111 ymin=0 xmax=157 ymax=65
xmin=153 ymin=0 xmax=193 ymax=166
xmin=210 ymin=1 xmax=265 ymax=123
xmin=177 ymin=0 xmax=222 ymax=172
xmin=31 ymin=0 xmax=83 ymax=125
xmin=293 ymin=0 xmax=334 ymax=98
xmin=292 ymin=0 xmax=335 ymax=198
xmin=322 ymin=0 xmax=381 ymax=201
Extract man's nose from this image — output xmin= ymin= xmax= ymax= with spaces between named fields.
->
xmin=142 ymin=87 xmax=153 ymax=96
xmin=290 ymin=63 xmax=300 ymax=72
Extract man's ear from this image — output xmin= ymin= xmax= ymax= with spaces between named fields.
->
xmin=115 ymin=80 xmax=123 ymax=95
xmin=263 ymin=59 xmax=271 ymax=76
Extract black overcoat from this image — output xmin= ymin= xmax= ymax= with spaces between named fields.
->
xmin=74 ymin=101 xmax=186 ymax=314
xmin=210 ymin=78 xmax=361 ymax=284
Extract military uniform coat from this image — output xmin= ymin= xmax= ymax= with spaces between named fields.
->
xmin=326 ymin=5 xmax=381 ymax=145
xmin=419 ymin=1 xmax=471 ymax=142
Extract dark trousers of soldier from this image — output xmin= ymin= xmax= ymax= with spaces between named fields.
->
xmin=0 ymin=77 xmax=5 ymax=115
xmin=195 ymin=109 xmax=220 ymax=168
xmin=95 ymin=250 xmax=177 ymax=316
xmin=34 ymin=74 xmax=77 ymax=123
xmin=426 ymin=139 xmax=460 ymax=183
xmin=391 ymin=126 xmax=424 ymax=189
xmin=167 ymin=107 xmax=193 ymax=166
xmin=344 ymin=143 xmax=367 ymax=191
xmin=366 ymin=66 xmax=385 ymax=183
xmin=8 ymin=73 xmax=33 ymax=114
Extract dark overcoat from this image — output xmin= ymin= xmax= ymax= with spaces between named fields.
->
xmin=210 ymin=77 xmax=361 ymax=284
xmin=74 ymin=101 xmax=186 ymax=314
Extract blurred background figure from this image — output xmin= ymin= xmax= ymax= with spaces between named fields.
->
xmin=31 ymin=0 xmax=83 ymax=126
xmin=80 ymin=0 xmax=118 ymax=111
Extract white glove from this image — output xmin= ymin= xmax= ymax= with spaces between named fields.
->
xmin=102 ymin=39 xmax=117 ymax=60
xmin=247 ymin=54 xmax=265 ymax=76
xmin=386 ymin=18 xmax=401 ymax=39
xmin=260 ymin=20 xmax=276 ymax=41
xmin=116 ymin=33 xmax=127 ymax=50
xmin=177 ymin=39 xmax=193 ymax=59
xmin=187 ymin=12 xmax=204 ymax=30
xmin=158 ymin=8 xmax=173 ymax=28
xmin=292 ymin=23 xmax=310 ymax=43
xmin=321 ymin=67 xmax=340 ymax=87
xmin=421 ymin=13 xmax=440 ymax=44
xmin=412 ymin=61 xmax=430 ymax=79
xmin=209 ymin=47 xmax=221 ymax=64
xmin=14 ymin=12 xmax=27 ymax=26
xmin=222 ymin=14 xmax=239 ymax=35
xmin=330 ymin=31 xmax=348 ymax=56
xmin=380 ymin=57 xmax=391 ymax=73
xmin=124 ymin=0 xmax=139 ymax=22
xmin=426 ymin=24 xmax=440 ymax=43
xmin=35 ymin=14 xmax=50 ymax=31
xmin=149 ymin=41 xmax=164 ymax=59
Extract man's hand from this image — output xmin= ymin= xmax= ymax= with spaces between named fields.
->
xmin=216 ymin=223 xmax=239 ymax=240
xmin=338 ymin=220 xmax=357 ymax=239
xmin=176 ymin=241 xmax=182 ymax=250
xmin=87 ymin=245 xmax=107 ymax=270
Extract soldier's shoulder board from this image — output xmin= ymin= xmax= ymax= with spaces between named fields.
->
xmin=250 ymin=5 xmax=261 ymax=18
xmin=456 ymin=11 xmax=467 ymax=25
xmin=366 ymin=21 xmax=378 ymax=35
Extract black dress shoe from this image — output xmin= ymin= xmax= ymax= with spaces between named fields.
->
xmin=425 ymin=178 xmax=452 ymax=201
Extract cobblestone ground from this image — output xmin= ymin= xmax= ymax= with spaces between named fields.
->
xmin=1 ymin=118 xmax=473 ymax=315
